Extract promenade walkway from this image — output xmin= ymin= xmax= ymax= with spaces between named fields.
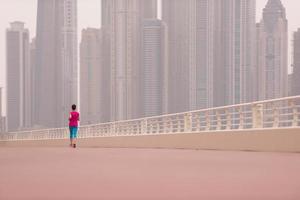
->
xmin=0 ymin=147 xmax=300 ymax=200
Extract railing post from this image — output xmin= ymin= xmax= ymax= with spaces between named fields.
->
xmin=289 ymin=100 xmax=298 ymax=127
xmin=111 ymin=122 xmax=116 ymax=136
xmin=163 ymin=117 xmax=168 ymax=133
xmin=141 ymin=119 xmax=147 ymax=135
xmin=205 ymin=111 xmax=210 ymax=131
xmin=273 ymin=103 xmax=279 ymax=128
xmin=127 ymin=122 xmax=131 ymax=136
xmin=195 ymin=114 xmax=201 ymax=132
xmin=216 ymin=111 xmax=222 ymax=130
xmin=226 ymin=109 xmax=232 ymax=130
xmin=252 ymin=104 xmax=263 ymax=129
xmin=184 ymin=113 xmax=192 ymax=132
xmin=169 ymin=117 xmax=174 ymax=133
xmin=149 ymin=120 xmax=153 ymax=134
xmin=154 ymin=119 xmax=159 ymax=134
xmin=238 ymin=107 xmax=244 ymax=130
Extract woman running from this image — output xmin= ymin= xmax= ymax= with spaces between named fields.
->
xmin=69 ymin=104 xmax=80 ymax=148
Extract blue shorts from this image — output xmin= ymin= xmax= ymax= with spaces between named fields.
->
xmin=69 ymin=126 xmax=78 ymax=139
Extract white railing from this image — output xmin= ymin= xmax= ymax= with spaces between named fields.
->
xmin=1 ymin=96 xmax=300 ymax=141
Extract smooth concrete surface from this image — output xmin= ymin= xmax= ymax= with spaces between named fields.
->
xmin=0 ymin=148 xmax=300 ymax=200
xmin=1 ymin=128 xmax=300 ymax=153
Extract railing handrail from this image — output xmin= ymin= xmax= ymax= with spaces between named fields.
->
xmin=9 ymin=95 xmax=300 ymax=134
xmin=1 ymin=95 xmax=299 ymax=141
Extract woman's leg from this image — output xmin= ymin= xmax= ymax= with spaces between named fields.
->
xmin=69 ymin=127 xmax=73 ymax=146
xmin=73 ymin=127 xmax=78 ymax=148
xmin=69 ymin=127 xmax=74 ymax=146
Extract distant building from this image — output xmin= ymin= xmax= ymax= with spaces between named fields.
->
xmin=162 ymin=0 xmax=256 ymax=113
xmin=288 ymin=74 xmax=293 ymax=96
xmin=30 ymin=38 xmax=37 ymax=127
xmin=35 ymin=0 xmax=78 ymax=128
xmin=0 ymin=88 xmax=6 ymax=133
xmin=292 ymin=29 xmax=300 ymax=96
xmin=256 ymin=0 xmax=288 ymax=100
xmin=0 ymin=87 xmax=2 ymax=121
xmin=0 ymin=117 xmax=6 ymax=133
xmin=102 ymin=0 xmax=157 ymax=121
xmin=213 ymin=0 xmax=256 ymax=106
xmin=80 ymin=28 xmax=110 ymax=125
xmin=140 ymin=19 xmax=168 ymax=117
xmin=6 ymin=22 xmax=31 ymax=131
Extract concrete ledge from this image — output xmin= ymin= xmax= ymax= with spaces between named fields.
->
xmin=1 ymin=128 xmax=300 ymax=153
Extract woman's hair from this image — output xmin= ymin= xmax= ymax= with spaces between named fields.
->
xmin=72 ymin=104 xmax=76 ymax=111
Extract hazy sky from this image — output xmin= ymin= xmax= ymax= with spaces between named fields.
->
xmin=0 ymin=0 xmax=299 ymax=111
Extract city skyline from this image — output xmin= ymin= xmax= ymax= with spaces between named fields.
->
xmin=0 ymin=0 xmax=299 ymax=119
xmin=1 ymin=0 xmax=300 ymax=89
xmin=0 ymin=1 xmax=299 ymax=117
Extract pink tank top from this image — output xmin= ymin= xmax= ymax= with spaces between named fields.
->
xmin=69 ymin=111 xmax=79 ymax=127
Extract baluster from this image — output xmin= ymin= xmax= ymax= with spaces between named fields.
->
xmin=273 ymin=103 xmax=279 ymax=128
xmin=205 ymin=111 xmax=210 ymax=131
xmin=239 ymin=107 xmax=244 ymax=130
xmin=252 ymin=104 xmax=263 ymax=129
xmin=226 ymin=109 xmax=232 ymax=130
xmin=216 ymin=110 xmax=222 ymax=130
xmin=184 ymin=113 xmax=192 ymax=132
xmin=289 ymin=100 xmax=299 ymax=127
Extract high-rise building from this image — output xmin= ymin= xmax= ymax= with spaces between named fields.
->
xmin=0 ymin=87 xmax=2 ymax=122
xmin=80 ymin=28 xmax=110 ymax=125
xmin=292 ymin=29 xmax=300 ymax=96
xmin=140 ymin=19 xmax=168 ymax=117
xmin=233 ymin=0 xmax=256 ymax=104
xmin=256 ymin=0 xmax=288 ymax=100
xmin=102 ymin=0 xmax=157 ymax=121
xmin=0 ymin=87 xmax=5 ymax=133
xmin=35 ymin=0 xmax=78 ymax=128
xmin=6 ymin=22 xmax=31 ymax=131
xmin=162 ymin=0 xmax=256 ymax=112
xmin=162 ymin=0 xmax=197 ymax=113
xmin=30 ymin=38 xmax=37 ymax=128
xmin=214 ymin=0 xmax=256 ymax=106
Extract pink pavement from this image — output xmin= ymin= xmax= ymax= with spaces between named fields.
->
xmin=0 ymin=147 xmax=300 ymax=200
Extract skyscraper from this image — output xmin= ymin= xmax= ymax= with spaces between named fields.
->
xmin=0 ymin=87 xmax=5 ymax=133
xmin=257 ymin=0 xmax=288 ymax=100
xmin=214 ymin=0 xmax=256 ymax=106
xmin=0 ymin=88 xmax=2 ymax=122
xmin=141 ymin=19 xmax=168 ymax=117
xmin=30 ymin=38 xmax=37 ymax=128
xmin=292 ymin=29 xmax=300 ymax=96
xmin=162 ymin=0 xmax=256 ymax=112
xmin=102 ymin=0 xmax=157 ymax=121
xmin=80 ymin=28 xmax=110 ymax=125
xmin=6 ymin=22 xmax=31 ymax=131
xmin=35 ymin=0 xmax=78 ymax=128
xmin=233 ymin=0 xmax=256 ymax=104
xmin=162 ymin=0 xmax=198 ymax=113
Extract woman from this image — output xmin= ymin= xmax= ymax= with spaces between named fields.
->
xmin=69 ymin=104 xmax=80 ymax=148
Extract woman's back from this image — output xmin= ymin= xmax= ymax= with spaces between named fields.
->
xmin=69 ymin=111 xmax=79 ymax=127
